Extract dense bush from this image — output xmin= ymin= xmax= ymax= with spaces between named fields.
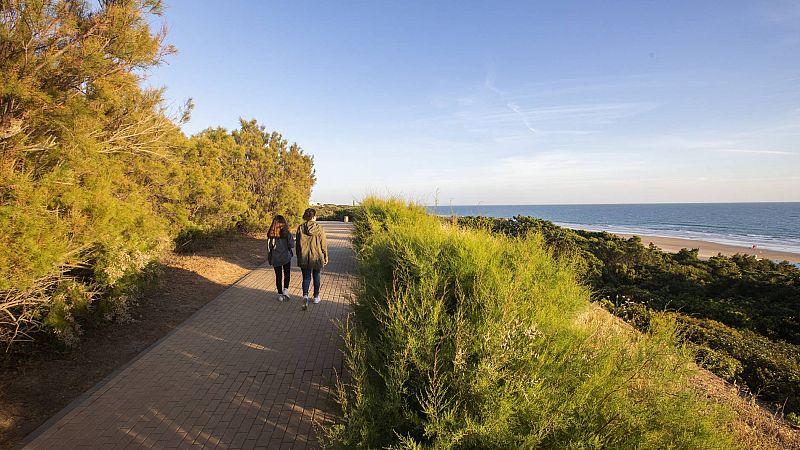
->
xmin=315 ymin=204 xmax=361 ymax=222
xmin=458 ymin=215 xmax=800 ymax=421
xmin=174 ymin=121 xmax=315 ymax=237
xmin=328 ymin=198 xmax=736 ymax=448
xmin=0 ymin=1 xmax=315 ymax=350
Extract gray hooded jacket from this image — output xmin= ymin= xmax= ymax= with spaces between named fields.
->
xmin=296 ymin=221 xmax=328 ymax=270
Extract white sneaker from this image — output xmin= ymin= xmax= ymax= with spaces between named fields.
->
xmin=282 ymin=288 xmax=290 ymax=300
xmin=277 ymin=293 xmax=285 ymax=302
xmin=302 ymin=296 xmax=309 ymax=310
xmin=313 ymin=296 xmax=321 ymax=304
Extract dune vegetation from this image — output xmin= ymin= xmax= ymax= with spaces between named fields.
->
xmin=327 ymin=198 xmax=739 ymax=448
xmin=456 ymin=215 xmax=800 ymax=426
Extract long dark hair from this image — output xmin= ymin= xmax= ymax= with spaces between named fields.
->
xmin=267 ymin=215 xmax=288 ymax=238
xmin=302 ymin=208 xmax=316 ymax=221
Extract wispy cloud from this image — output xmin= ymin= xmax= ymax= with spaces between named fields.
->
xmin=727 ymin=119 xmax=800 ymax=139
xmin=715 ymin=149 xmax=798 ymax=156
xmin=760 ymin=0 xmax=800 ymax=24
xmin=506 ymin=102 xmax=539 ymax=133
xmin=484 ymin=66 xmax=539 ymax=134
xmin=429 ymin=101 xmax=657 ymax=140
xmin=640 ymin=135 xmax=799 ymax=157
xmin=484 ymin=65 xmax=504 ymax=95
xmin=475 ymin=102 xmax=658 ymax=124
xmin=418 ymin=151 xmax=647 ymax=189
xmin=758 ymin=0 xmax=800 ymax=45
xmin=491 ymin=152 xmax=645 ymax=184
xmin=423 ymin=68 xmax=662 ymax=139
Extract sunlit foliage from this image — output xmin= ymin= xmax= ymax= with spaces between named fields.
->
xmin=0 ymin=1 xmax=315 ymax=349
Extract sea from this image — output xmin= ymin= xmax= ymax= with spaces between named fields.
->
xmin=428 ymin=202 xmax=800 ymax=255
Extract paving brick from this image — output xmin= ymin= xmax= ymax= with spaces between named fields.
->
xmin=22 ymin=223 xmax=355 ymax=450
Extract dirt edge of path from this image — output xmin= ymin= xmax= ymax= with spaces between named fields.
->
xmin=0 ymin=232 xmax=267 ymax=449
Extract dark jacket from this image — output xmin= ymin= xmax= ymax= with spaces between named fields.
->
xmin=268 ymin=232 xmax=294 ymax=267
xmin=296 ymin=221 xmax=328 ymax=269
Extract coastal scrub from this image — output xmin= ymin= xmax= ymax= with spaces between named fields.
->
xmin=327 ymin=198 xmax=736 ymax=448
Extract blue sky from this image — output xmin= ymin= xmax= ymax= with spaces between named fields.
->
xmin=147 ymin=0 xmax=800 ymax=204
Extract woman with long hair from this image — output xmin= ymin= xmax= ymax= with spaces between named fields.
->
xmin=295 ymin=208 xmax=328 ymax=310
xmin=267 ymin=215 xmax=295 ymax=301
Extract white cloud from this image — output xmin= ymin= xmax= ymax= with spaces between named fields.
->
xmin=484 ymin=66 xmax=503 ymax=95
xmin=506 ymin=102 xmax=539 ymax=134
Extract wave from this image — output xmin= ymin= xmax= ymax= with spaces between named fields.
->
xmin=554 ymin=222 xmax=800 ymax=254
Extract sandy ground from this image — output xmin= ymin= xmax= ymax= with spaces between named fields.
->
xmin=617 ymin=233 xmax=800 ymax=263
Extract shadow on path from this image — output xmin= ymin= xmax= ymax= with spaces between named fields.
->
xmin=19 ymin=222 xmax=355 ymax=449
xmin=1 ymin=265 xmax=244 ymax=450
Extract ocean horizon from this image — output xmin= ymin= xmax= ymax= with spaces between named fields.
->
xmin=427 ymin=202 xmax=800 ymax=254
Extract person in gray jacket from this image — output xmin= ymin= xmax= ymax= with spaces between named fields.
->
xmin=296 ymin=208 xmax=328 ymax=310
xmin=267 ymin=215 xmax=295 ymax=301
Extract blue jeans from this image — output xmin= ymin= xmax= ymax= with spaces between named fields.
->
xmin=301 ymin=268 xmax=321 ymax=297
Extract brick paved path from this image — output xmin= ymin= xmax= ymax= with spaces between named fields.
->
xmin=22 ymin=222 xmax=356 ymax=449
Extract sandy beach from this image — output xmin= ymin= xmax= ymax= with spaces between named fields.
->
xmin=617 ymin=233 xmax=800 ymax=263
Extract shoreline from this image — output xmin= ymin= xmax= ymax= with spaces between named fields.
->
xmin=615 ymin=233 xmax=800 ymax=263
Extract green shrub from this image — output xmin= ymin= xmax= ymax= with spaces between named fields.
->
xmin=0 ymin=2 xmax=316 ymax=350
xmin=41 ymin=280 xmax=96 ymax=348
xmin=328 ymin=198 xmax=736 ymax=449
xmin=458 ymin=215 xmax=800 ymax=419
xmin=600 ymin=296 xmax=800 ymax=417
xmin=173 ymin=226 xmax=233 ymax=253
xmin=316 ymin=204 xmax=362 ymax=222
xmin=679 ymin=316 xmax=800 ymax=415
